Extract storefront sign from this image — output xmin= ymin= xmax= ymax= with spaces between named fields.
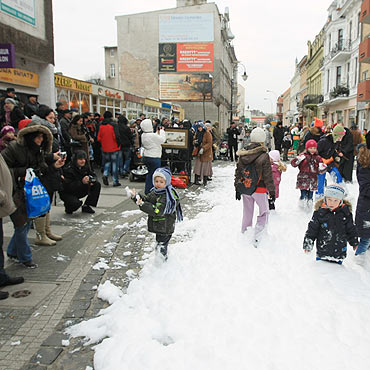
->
xmin=124 ymin=92 xmax=145 ymax=105
xmin=145 ymin=98 xmax=161 ymax=108
xmin=159 ymin=73 xmax=212 ymax=102
xmin=177 ymin=43 xmax=214 ymax=72
xmin=0 ymin=0 xmax=36 ymax=26
xmin=159 ymin=13 xmax=214 ymax=43
xmin=159 ymin=43 xmax=177 ymax=72
xmin=54 ymin=75 xmax=92 ymax=93
xmin=0 ymin=67 xmax=38 ymax=87
xmin=96 ymin=87 xmax=122 ymax=100
xmin=0 ymin=44 xmax=15 ymax=68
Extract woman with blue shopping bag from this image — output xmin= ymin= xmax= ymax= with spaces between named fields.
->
xmin=1 ymin=125 xmax=64 ymax=268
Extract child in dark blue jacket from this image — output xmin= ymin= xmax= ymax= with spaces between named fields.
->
xmin=303 ymin=184 xmax=357 ymax=264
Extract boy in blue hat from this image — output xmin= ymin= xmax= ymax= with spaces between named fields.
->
xmin=131 ymin=167 xmax=183 ymax=260
xmin=303 ymin=184 xmax=357 ymax=264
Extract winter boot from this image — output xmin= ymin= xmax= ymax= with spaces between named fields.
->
xmin=45 ymin=213 xmax=62 ymax=241
xmin=203 ymin=176 xmax=208 ymax=186
xmin=268 ymin=198 xmax=275 ymax=210
xmin=194 ymin=175 xmax=201 ymax=185
xmin=33 ymin=217 xmax=56 ymax=246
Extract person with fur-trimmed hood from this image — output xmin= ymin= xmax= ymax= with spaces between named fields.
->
xmin=235 ymin=127 xmax=275 ymax=246
xmin=303 ymin=184 xmax=358 ymax=264
xmin=304 ymin=118 xmax=324 ymax=145
xmin=1 ymin=125 xmax=64 ymax=268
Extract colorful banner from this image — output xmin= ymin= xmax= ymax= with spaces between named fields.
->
xmin=0 ymin=44 xmax=15 ymax=68
xmin=159 ymin=43 xmax=177 ymax=72
xmin=0 ymin=68 xmax=38 ymax=87
xmin=177 ymin=43 xmax=214 ymax=72
xmin=159 ymin=73 xmax=212 ymax=102
xmin=54 ymin=75 xmax=92 ymax=93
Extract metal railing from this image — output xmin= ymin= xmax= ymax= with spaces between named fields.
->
xmin=302 ymin=94 xmax=324 ymax=106
xmin=329 ymin=39 xmax=352 ymax=59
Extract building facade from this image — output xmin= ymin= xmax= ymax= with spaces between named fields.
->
xmin=320 ymin=0 xmax=362 ymax=127
xmin=0 ymin=0 xmax=55 ymax=107
xmin=282 ymin=88 xmax=291 ymax=126
xmin=107 ymin=0 xmax=239 ymax=133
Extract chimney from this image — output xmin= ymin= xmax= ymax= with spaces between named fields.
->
xmin=177 ymin=0 xmax=207 ymax=7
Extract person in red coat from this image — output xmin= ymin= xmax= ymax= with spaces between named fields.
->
xmin=291 ymin=139 xmax=327 ymax=209
xmin=97 ymin=111 xmax=121 ymax=187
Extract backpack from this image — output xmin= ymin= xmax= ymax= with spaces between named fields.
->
xmin=236 ymin=162 xmax=261 ymax=195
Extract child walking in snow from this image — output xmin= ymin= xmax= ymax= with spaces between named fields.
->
xmin=291 ymin=139 xmax=327 ymax=209
xmin=354 ymin=133 xmax=370 ymax=265
xmin=281 ymin=131 xmax=292 ymax=161
xmin=303 ymin=184 xmax=358 ymax=264
xmin=130 ymin=167 xmax=183 ymax=260
xmin=268 ymin=150 xmax=286 ymax=210
xmin=235 ymin=127 xmax=276 ymax=247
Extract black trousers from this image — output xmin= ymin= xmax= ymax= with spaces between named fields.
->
xmin=229 ymin=143 xmax=238 ymax=161
xmin=60 ymin=182 xmax=101 ymax=212
xmin=156 ymin=233 xmax=172 ymax=257
xmin=0 ymin=219 xmax=7 ymax=283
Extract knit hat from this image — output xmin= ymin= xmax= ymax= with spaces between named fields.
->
xmin=324 ymin=184 xmax=346 ymax=200
xmin=103 ymin=111 xmax=113 ymax=119
xmin=314 ymin=118 xmax=323 ymax=128
xmin=74 ymin=150 xmax=87 ymax=160
xmin=269 ymin=150 xmax=280 ymax=162
xmin=305 ymin=139 xmax=317 ymax=149
xmin=4 ymin=98 xmax=16 ymax=105
xmin=250 ymin=127 xmax=266 ymax=143
xmin=0 ymin=125 xmax=15 ymax=137
xmin=153 ymin=167 xmax=171 ymax=187
xmin=332 ymin=124 xmax=346 ymax=142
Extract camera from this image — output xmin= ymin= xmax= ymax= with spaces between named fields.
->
xmin=88 ymin=175 xmax=96 ymax=183
xmin=59 ymin=151 xmax=67 ymax=160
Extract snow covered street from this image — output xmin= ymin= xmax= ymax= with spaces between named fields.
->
xmin=68 ymin=163 xmax=370 ymax=370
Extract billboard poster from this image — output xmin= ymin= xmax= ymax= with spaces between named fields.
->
xmin=177 ymin=43 xmax=214 ymax=72
xmin=159 ymin=13 xmax=214 ymax=43
xmin=0 ymin=0 xmax=36 ymax=26
xmin=159 ymin=73 xmax=212 ymax=102
xmin=158 ymin=43 xmax=177 ymax=72
xmin=0 ymin=44 xmax=15 ymax=68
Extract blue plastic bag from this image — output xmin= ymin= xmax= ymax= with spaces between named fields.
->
xmin=24 ymin=168 xmax=50 ymax=218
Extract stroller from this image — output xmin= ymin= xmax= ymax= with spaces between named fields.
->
xmin=129 ymin=147 xmax=148 ymax=182
xmin=218 ymin=140 xmax=229 ymax=160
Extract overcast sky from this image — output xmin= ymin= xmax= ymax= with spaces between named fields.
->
xmin=53 ymin=0 xmax=333 ymax=113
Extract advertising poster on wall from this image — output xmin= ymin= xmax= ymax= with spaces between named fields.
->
xmin=159 ymin=13 xmax=214 ymax=43
xmin=158 ymin=43 xmax=177 ymax=72
xmin=0 ymin=0 xmax=36 ymax=26
xmin=159 ymin=73 xmax=212 ymax=102
xmin=177 ymin=43 xmax=214 ymax=72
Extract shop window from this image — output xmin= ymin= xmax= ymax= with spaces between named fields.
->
xmin=70 ymin=91 xmax=79 ymax=111
xmin=110 ymin=64 xmax=115 ymax=78
xmin=81 ymin=93 xmax=90 ymax=113
xmin=99 ymin=98 xmax=106 ymax=106
xmin=107 ymin=99 xmax=114 ymax=107
xmin=56 ymin=88 xmax=69 ymax=110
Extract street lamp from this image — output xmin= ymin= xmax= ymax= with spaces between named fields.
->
xmin=230 ymin=62 xmax=248 ymax=124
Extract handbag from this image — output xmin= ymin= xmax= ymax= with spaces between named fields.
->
xmin=24 ymin=168 xmax=50 ymax=218
xmin=192 ymin=147 xmax=199 ymax=156
xmin=70 ymin=138 xmax=82 ymax=148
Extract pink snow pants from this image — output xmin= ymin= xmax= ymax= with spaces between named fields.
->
xmin=241 ymin=193 xmax=269 ymax=236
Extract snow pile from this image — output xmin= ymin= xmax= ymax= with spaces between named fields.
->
xmin=97 ymin=281 xmax=123 ymax=305
xmin=68 ymin=165 xmax=370 ymax=370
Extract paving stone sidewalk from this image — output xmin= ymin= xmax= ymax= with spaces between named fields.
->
xmin=0 ymin=163 xmax=228 ymax=370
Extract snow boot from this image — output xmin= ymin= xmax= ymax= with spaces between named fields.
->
xmin=45 ymin=213 xmax=62 ymax=241
xmin=155 ymin=243 xmax=168 ymax=262
xmin=194 ymin=175 xmax=201 ymax=185
xmin=203 ymin=176 xmax=208 ymax=186
xmin=34 ymin=217 xmax=56 ymax=246
xmin=268 ymin=198 xmax=275 ymax=210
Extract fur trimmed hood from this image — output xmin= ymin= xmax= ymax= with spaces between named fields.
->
xmin=17 ymin=124 xmax=53 ymax=153
xmin=314 ymin=199 xmax=352 ymax=212
xmin=237 ymin=143 xmax=267 ymax=157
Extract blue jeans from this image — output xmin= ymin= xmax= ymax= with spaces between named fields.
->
xmin=103 ymin=150 xmax=120 ymax=184
xmin=355 ymin=238 xmax=370 ymax=255
xmin=122 ymin=147 xmax=132 ymax=173
xmin=144 ymin=157 xmax=161 ymax=194
xmin=7 ymin=220 xmax=32 ymax=263
xmin=316 ymin=167 xmax=343 ymax=197
xmin=300 ymin=190 xmax=313 ymax=201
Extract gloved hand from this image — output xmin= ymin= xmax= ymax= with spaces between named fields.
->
xmin=318 ymin=162 xmax=327 ymax=171
xmin=235 ymin=191 xmax=241 ymax=201
xmin=199 ymin=148 xmax=204 ymax=155
xmin=269 ymin=194 xmax=275 ymax=202
xmin=303 ymin=237 xmax=314 ymax=253
xmin=296 ymin=154 xmax=306 ymax=163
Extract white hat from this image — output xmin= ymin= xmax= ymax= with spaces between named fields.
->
xmin=324 ymin=184 xmax=346 ymax=200
xmin=250 ymin=127 xmax=266 ymax=143
xmin=269 ymin=150 xmax=280 ymax=162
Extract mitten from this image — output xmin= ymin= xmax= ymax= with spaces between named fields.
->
xmin=296 ymin=154 xmax=306 ymax=163
xmin=235 ymin=191 xmax=241 ymax=201
xmin=318 ymin=163 xmax=327 ymax=171
xmin=199 ymin=148 xmax=204 ymax=155
xmin=303 ymin=237 xmax=314 ymax=252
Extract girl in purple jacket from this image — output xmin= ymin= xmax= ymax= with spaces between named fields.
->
xmin=291 ymin=140 xmax=327 ymax=209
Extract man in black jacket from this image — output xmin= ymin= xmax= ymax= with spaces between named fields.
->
xmin=59 ymin=151 xmax=101 ymax=214
xmin=337 ymin=127 xmax=354 ymax=182
xmin=118 ymin=114 xmax=133 ymax=177
xmin=227 ymin=122 xmax=240 ymax=161
xmin=273 ymin=121 xmax=284 ymax=152
xmin=23 ymin=95 xmax=39 ymax=118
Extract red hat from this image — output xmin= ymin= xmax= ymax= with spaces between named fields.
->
xmin=314 ymin=118 xmax=323 ymax=128
xmin=305 ymin=139 xmax=317 ymax=149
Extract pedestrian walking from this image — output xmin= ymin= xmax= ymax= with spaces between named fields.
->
xmin=354 ymin=133 xmax=370 ymax=265
xmin=273 ymin=121 xmax=284 ymax=152
xmin=234 ymin=127 xmax=275 ymax=246
xmin=291 ymin=140 xmax=327 ymax=209
xmin=227 ymin=122 xmax=240 ymax=161
xmin=193 ymin=122 xmax=213 ymax=185
xmin=281 ymin=131 xmax=292 ymax=161
xmin=268 ymin=150 xmax=286 ymax=210
xmin=130 ymin=167 xmax=183 ymax=261
xmin=303 ymin=184 xmax=357 ymax=265
xmin=337 ymin=125 xmax=354 ymax=182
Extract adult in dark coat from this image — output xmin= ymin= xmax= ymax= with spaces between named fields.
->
xmin=273 ymin=121 xmax=284 ymax=152
xmin=59 ymin=151 xmax=101 ymax=214
xmin=0 ymin=98 xmax=25 ymax=132
xmin=23 ymin=95 xmax=40 ymax=119
xmin=59 ymin=110 xmax=72 ymax=158
xmin=117 ymin=115 xmax=133 ymax=176
xmin=304 ymin=126 xmax=323 ymax=145
xmin=337 ymin=127 xmax=354 ymax=182
xmin=227 ymin=122 xmax=240 ymax=161
xmin=354 ymin=135 xmax=370 ymax=263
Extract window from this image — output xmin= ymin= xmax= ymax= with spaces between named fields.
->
xmin=346 ymin=62 xmax=350 ymax=87
xmin=336 ymin=66 xmax=342 ymax=87
xmin=328 ymin=34 xmax=331 ymax=52
xmin=358 ymin=12 xmax=361 ymax=38
xmin=355 ymin=57 xmax=358 ymax=85
xmin=327 ymin=69 xmax=330 ymax=93
xmin=338 ymin=29 xmax=343 ymax=50
xmin=349 ymin=21 xmax=352 ymax=44
xmin=363 ymin=70 xmax=369 ymax=81
xmin=110 ymin=49 xmax=115 ymax=57
xmin=110 ymin=64 xmax=115 ymax=78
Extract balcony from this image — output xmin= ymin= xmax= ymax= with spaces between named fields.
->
xmin=359 ymin=37 xmax=370 ymax=64
xmin=302 ymin=94 xmax=324 ymax=107
xmin=358 ymin=79 xmax=370 ymax=102
xmin=361 ymin=0 xmax=370 ymax=24
xmin=329 ymin=39 xmax=352 ymax=63
xmin=330 ymin=85 xmax=349 ymax=99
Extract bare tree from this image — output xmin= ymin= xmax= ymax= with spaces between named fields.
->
xmin=85 ymin=73 xmax=104 ymax=85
